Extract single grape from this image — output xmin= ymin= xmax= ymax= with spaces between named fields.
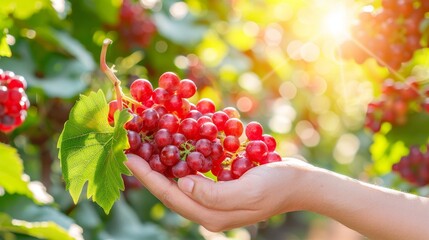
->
xmin=223 ymin=135 xmax=240 ymax=152
xmin=159 ymin=72 xmax=180 ymax=93
xmin=127 ymin=130 xmax=142 ymax=151
xmin=196 ymin=98 xmax=215 ymax=114
xmin=246 ymin=140 xmax=268 ymax=163
xmin=172 ymin=132 xmax=187 ymax=148
xmin=160 ymin=145 xmax=180 ymax=166
xmin=210 ymin=141 xmax=224 ymax=161
xmin=149 ymin=154 xmax=167 ymax=173
xmin=172 ymin=161 xmax=192 ymax=178
xmin=211 ymin=111 xmax=229 ymax=131
xmin=224 ymin=118 xmax=244 ymax=137
xmin=125 ymin=113 xmax=143 ymax=132
xmin=231 ymin=157 xmax=254 ymax=178
xmin=178 ymin=79 xmax=197 ymax=98
xmin=195 ymin=138 xmax=212 ymax=157
xmin=199 ymin=122 xmax=218 ymax=141
xmin=152 ymin=87 xmax=170 ymax=104
xmin=179 ymin=118 xmax=199 ymax=140
xmin=154 ymin=129 xmax=173 ymax=147
xmin=217 ymin=169 xmax=234 ymax=181
xmin=186 ymin=151 xmax=205 ymax=171
xmin=141 ymin=108 xmax=159 ymax=131
xmin=262 ymin=134 xmax=276 ymax=152
xmin=246 ymin=121 xmax=264 ymax=140
xmin=136 ymin=142 xmax=154 ymax=161
xmin=130 ymin=79 xmax=153 ymax=103
xmin=158 ymin=113 xmax=179 ymax=133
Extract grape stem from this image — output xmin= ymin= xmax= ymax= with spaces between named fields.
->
xmin=100 ymin=39 xmax=124 ymax=111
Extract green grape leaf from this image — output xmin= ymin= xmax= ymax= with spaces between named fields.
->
xmin=0 ymin=143 xmax=33 ymax=198
xmin=0 ymin=212 xmax=75 ymax=240
xmin=58 ymin=90 xmax=132 ymax=214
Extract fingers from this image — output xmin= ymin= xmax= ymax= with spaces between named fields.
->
xmin=177 ymin=174 xmax=260 ymax=211
xmin=125 ymin=154 xmax=261 ymax=231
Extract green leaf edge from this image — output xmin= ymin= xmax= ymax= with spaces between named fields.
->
xmin=0 ymin=212 xmax=75 ymax=240
xmin=57 ymin=90 xmax=132 ymax=214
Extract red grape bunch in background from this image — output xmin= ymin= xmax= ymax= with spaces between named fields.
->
xmin=0 ymin=69 xmax=29 ymax=133
xmin=365 ymin=77 xmax=429 ymax=133
xmin=393 ymin=145 xmax=429 ymax=186
xmin=108 ymin=0 xmax=156 ymax=50
xmin=109 ymin=72 xmax=281 ymax=184
xmin=341 ymin=0 xmax=429 ymax=70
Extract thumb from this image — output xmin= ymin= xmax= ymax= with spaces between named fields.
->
xmin=177 ymin=175 xmax=250 ymax=211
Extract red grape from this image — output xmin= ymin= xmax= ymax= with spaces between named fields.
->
xmin=231 ymin=156 xmax=254 ymax=178
xmin=224 ymin=118 xmax=244 ymax=137
xmin=178 ymin=79 xmax=197 ymax=98
xmin=160 ymin=145 xmax=180 ymax=166
xmin=130 ymin=79 xmax=153 ymax=103
xmin=159 ymin=72 xmax=180 ymax=93
xmin=246 ymin=140 xmax=268 ymax=163
xmin=246 ymin=121 xmax=263 ymax=140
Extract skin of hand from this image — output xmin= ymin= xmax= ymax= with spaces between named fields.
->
xmin=125 ymin=153 xmax=316 ymax=232
xmin=125 ymin=153 xmax=429 ymax=239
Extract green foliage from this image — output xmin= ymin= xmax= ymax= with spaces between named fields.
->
xmin=0 ymin=194 xmax=81 ymax=240
xmin=58 ymin=90 xmax=132 ymax=214
xmin=0 ymin=212 xmax=74 ymax=240
xmin=0 ymin=35 xmax=11 ymax=57
xmin=153 ymin=12 xmax=207 ymax=46
xmin=0 ymin=31 xmax=94 ymax=98
xmin=0 ymin=143 xmax=33 ymax=199
xmin=370 ymin=113 xmax=429 ymax=174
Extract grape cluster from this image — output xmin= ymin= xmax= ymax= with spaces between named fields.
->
xmin=0 ymin=69 xmax=29 ymax=133
xmin=110 ymin=72 xmax=281 ymax=183
xmin=110 ymin=0 xmax=156 ymax=49
xmin=365 ymin=77 xmax=428 ymax=132
xmin=341 ymin=0 xmax=429 ymax=70
xmin=392 ymin=145 xmax=429 ymax=186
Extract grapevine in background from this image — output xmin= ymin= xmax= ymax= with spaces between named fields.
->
xmin=393 ymin=145 xmax=429 ymax=186
xmin=365 ymin=77 xmax=428 ymax=133
xmin=107 ymin=0 xmax=157 ymax=50
xmin=341 ymin=0 xmax=429 ymax=70
xmin=0 ymin=69 xmax=29 ymax=133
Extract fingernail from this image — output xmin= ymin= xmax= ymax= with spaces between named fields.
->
xmin=178 ymin=178 xmax=194 ymax=193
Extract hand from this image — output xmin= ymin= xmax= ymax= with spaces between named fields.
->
xmin=125 ymin=154 xmax=316 ymax=232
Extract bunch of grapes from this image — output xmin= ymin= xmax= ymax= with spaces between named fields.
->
xmin=341 ymin=0 xmax=429 ymax=70
xmin=0 ymin=69 xmax=29 ymax=133
xmin=109 ymin=0 xmax=156 ymax=49
xmin=392 ymin=145 xmax=429 ymax=186
xmin=110 ymin=72 xmax=281 ymax=183
xmin=365 ymin=77 xmax=428 ymax=132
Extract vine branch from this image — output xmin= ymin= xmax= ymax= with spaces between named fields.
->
xmin=100 ymin=39 xmax=124 ymax=111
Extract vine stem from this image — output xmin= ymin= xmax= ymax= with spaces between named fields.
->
xmin=100 ymin=39 xmax=124 ymax=111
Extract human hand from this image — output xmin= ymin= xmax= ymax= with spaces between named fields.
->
xmin=125 ymin=154 xmax=317 ymax=232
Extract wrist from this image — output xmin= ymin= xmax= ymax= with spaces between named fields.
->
xmin=275 ymin=159 xmax=323 ymax=213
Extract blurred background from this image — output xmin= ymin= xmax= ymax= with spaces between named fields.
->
xmin=1 ymin=0 xmax=429 ymax=239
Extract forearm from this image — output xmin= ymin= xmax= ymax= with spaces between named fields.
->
xmin=304 ymin=167 xmax=429 ymax=240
